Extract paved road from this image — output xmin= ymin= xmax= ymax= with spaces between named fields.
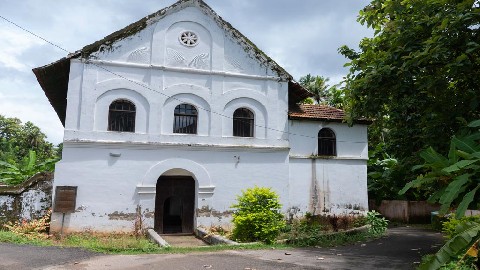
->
xmin=0 ymin=242 xmax=98 ymax=270
xmin=0 ymin=226 xmax=444 ymax=270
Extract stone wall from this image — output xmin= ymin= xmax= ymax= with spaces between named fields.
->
xmin=0 ymin=172 xmax=53 ymax=225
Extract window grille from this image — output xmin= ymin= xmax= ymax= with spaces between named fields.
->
xmin=318 ymin=128 xmax=336 ymax=156
xmin=233 ymin=108 xmax=254 ymax=137
xmin=108 ymin=99 xmax=136 ymax=132
xmin=173 ymin=104 xmax=198 ymax=134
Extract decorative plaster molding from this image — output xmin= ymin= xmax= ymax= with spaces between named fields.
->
xmin=136 ymin=185 xmax=156 ymax=194
xmin=82 ymin=59 xmax=282 ymax=81
xmin=127 ymin=47 xmax=150 ymax=63
xmin=166 ymin=48 xmax=210 ymax=70
xmin=189 ymin=53 xmax=209 ymax=69
xmin=136 ymin=185 xmax=215 ymax=195
xmin=289 ymin=155 xmax=368 ymax=161
xmin=63 ymin=139 xmax=290 ymax=152
xmin=166 ymin=48 xmax=187 ymax=66
xmin=198 ymin=185 xmax=215 ymax=195
xmin=225 ymin=54 xmax=244 ymax=71
xmin=179 ymin=31 xmax=199 ymax=47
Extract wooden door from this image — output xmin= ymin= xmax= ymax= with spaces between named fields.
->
xmin=155 ymin=176 xmax=195 ymax=233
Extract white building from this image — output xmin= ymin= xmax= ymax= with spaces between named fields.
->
xmin=33 ymin=0 xmax=369 ymax=233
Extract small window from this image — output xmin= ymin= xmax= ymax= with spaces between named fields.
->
xmin=108 ymin=99 xmax=136 ymax=132
xmin=318 ymin=128 xmax=336 ymax=156
xmin=174 ymin=104 xmax=198 ymax=134
xmin=233 ymin=108 xmax=254 ymax=137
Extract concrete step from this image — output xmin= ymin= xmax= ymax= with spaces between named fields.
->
xmin=160 ymin=234 xmax=209 ymax=247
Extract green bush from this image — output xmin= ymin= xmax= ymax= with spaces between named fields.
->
xmin=230 ymin=186 xmax=285 ymax=244
xmin=443 ymin=215 xmax=480 ymax=239
xmin=366 ymin=210 xmax=388 ymax=235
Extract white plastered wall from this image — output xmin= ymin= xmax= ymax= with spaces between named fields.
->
xmin=287 ymin=120 xmax=369 ymax=216
xmin=51 ymin=144 xmax=289 ymax=232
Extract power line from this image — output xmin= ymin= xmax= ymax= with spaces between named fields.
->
xmin=0 ymin=14 xmax=346 ymax=142
xmin=0 ymin=15 xmax=70 ymax=54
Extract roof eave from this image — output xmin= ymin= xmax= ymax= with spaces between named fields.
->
xmin=32 ymin=57 xmax=71 ymax=126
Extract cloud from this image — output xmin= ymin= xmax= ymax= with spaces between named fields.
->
xmin=0 ymin=26 xmax=45 ymax=70
xmin=0 ymin=76 xmax=64 ymax=144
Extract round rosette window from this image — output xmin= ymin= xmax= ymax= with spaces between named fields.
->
xmin=179 ymin=31 xmax=199 ymax=47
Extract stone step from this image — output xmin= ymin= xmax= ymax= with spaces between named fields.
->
xmin=160 ymin=234 xmax=209 ymax=247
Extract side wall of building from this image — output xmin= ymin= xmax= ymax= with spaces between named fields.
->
xmin=287 ymin=120 xmax=369 ymax=216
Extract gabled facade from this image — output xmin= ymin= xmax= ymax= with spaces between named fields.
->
xmin=34 ymin=0 xmax=368 ymax=233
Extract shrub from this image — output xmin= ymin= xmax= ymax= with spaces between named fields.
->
xmin=3 ymin=209 xmax=51 ymax=240
xmin=443 ymin=215 xmax=480 ymax=239
xmin=366 ymin=210 xmax=388 ymax=235
xmin=231 ymin=186 xmax=285 ymax=244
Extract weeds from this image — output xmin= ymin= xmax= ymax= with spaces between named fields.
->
xmin=283 ymin=211 xmax=382 ymax=247
xmin=133 ymin=205 xmax=145 ymax=239
xmin=3 ymin=209 xmax=51 ymax=240
xmin=62 ymin=232 xmax=162 ymax=254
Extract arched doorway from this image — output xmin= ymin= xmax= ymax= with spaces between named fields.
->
xmin=155 ymin=175 xmax=195 ymax=234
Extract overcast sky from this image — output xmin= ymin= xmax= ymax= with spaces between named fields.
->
xmin=0 ymin=0 xmax=372 ymax=145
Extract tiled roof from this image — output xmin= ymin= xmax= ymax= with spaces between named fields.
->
xmin=288 ymin=104 xmax=372 ymax=124
xmin=289 ymin=104 xmax=345 ymax=121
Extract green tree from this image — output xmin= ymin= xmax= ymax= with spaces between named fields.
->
xmin=325 ymin=84 xmax=345 ymax=109
xmin=0 ymin=115 xmax=56 ymax=165
xmin=299 ymin=74 xmax=330 ymax=104
xmin=0 ymin=115 xmax=59 ymax=185
xmin=340 ymin=0 xmax=480 ymax=199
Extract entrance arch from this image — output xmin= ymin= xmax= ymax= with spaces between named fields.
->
xmin=155 ymin=175 xmax=195 ymax=234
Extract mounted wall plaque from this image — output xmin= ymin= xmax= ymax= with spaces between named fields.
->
xmin=53 ymin=186 xmax=77 ymax=213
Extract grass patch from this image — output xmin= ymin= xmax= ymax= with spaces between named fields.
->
xmin=61 ymin=233 xmax=162 ymax=254
xmin=0 ymin=230 xmax=53 ymax=246
xmin=0 ymin=229 xmax=290 ymax=254
xmin=1 ymin=213 xmax=383 ymax=254
xmin=0 ymin=230 xmax=381 ymax=254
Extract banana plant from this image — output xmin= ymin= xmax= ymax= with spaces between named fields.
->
xmin=0 ymin=150 xmax=58 ymax=186
xmin=400 ymin=119 xmax=480 ymax=269
xmin=419 ymin=222 xmax=480 ymax=270
xmin=400 ymin=120 xmax=480 ymax=217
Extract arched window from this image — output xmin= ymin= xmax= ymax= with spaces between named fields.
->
xmin=233 ymin=108 xmax=254 ymax=137
xmin=318 ymin=128 xmax=336 ymax=156
xmin=108 ymin=99 xmax=136 ymax=132
xmin=173 ymin=104 xmax=198 ymax=134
